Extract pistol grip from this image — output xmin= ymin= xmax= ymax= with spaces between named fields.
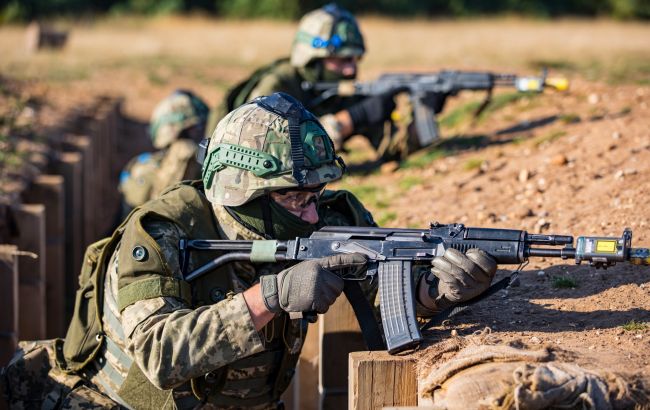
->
xmin=378 ymin=261 xmax=422 ymax=354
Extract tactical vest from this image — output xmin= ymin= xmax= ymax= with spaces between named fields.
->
xmin=63 ymin=181 xmax=302 ymax=408
xmin=61 ymin=182 xmax=374 ymax=409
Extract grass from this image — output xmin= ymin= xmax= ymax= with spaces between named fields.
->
xmin=552 ymin=276 xmax=578 ymax=289
xmin=337 ymin=182 xmax=390 ymax=209
xmin=559 ymin=113 xmax=581 ymax=124
xmin=463 ymin=157 xmax=484 ymax=171
xmin=439 ymin=92 xmax=538 ymax=131
xmin=401 ymin=145 xmax=449 ymax=169
xmin=398 ymin=175 xmax=424 ymax=191
xmin=401 ymin=134 xmax=489 ymax=170
xmin=621 ymin=320 xmax=649 ymax=332
xmin=376 ymin=211 xmax=397 ymax=226
xmin=532 ymin=130 xmax=567 ymax=147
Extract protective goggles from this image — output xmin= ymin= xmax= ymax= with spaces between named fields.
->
xmin=296 ymin=4 xmax=364 ymax=54
xmin=271 ymin=184 xmax=327 ymax=212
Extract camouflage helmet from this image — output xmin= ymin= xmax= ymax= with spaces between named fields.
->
xmin=290 ymin=3 xmax=365 ymax=68
xmin=149 ymin=89 xmax=209 ymax=149
xmin=201 ymin=92 xmax=346 ymax=207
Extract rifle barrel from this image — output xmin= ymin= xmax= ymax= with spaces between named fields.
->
xmin=526 ymin=247 xmax=576 ymax=259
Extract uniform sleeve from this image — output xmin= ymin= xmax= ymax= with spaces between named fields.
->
xmin=248 ymin=74 xmax=287 ymax=100
xmin=118 ymin=217 xmax=264 ymax=390
xmin=248 ymin=71 xmax=304 ymax=101
xmin=126 ymin=294 xmax=264 ymax=389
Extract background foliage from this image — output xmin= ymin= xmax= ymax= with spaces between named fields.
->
xmin=2 ymin=0 xmax=650 ymax=21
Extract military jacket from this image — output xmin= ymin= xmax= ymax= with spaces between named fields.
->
xmin=118 ymin=140 xmax=201 ymax=216
xmin=68 ymin=182 xmax=376 ymax=409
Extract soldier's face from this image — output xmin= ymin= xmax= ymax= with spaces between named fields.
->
xmin=270 ymin=185 xmax=324 ymax=224
xmin=323 ymin=57 xmax=358 ymax=79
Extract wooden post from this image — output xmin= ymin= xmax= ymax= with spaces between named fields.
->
xmin=22 ymin=175 xmax=66 ymax=338
xmin=52 ymin=152 xmax=83 ymax=317
xmin=281 ymin=320 xmax=320 ymax=410
xmin=319 ymin=297 xmax=367 ymax=409
xmin=0 ymin=245 xmax=19 ymax=366
xmin=62 ymin=134 xmax=95 ymax=247
xmin=349 ymin=351 xmax=418 ymax=410
xmin=94 ymin=100 xmax=120 ymax=236
xmin=12 ymin=204 xmax=46 ymax=340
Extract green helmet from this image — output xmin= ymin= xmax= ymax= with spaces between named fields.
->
xmin=201 ymin=92 xmax=346 ymax=207
xmin=290 ymin=3 xmax=365 ymax=68
xmin=149 ymin=89 xmax=209 ymax=149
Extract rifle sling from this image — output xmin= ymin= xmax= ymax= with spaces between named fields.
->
xmin=420 ymin=274 xmax=514 ymax=331
xmin=343 ymin=281 xmax=385 ymax=351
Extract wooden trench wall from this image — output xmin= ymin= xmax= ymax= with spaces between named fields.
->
xmin=0 ymin=97 xmax=125 ymax=373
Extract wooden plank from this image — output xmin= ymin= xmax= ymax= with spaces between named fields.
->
xmin=319 ymin=295 xmax=367 ymax=409
xmin=282 ymin=320 xmax=320 ymax=410
xmin=0 ymin=245 xmax=19 ymax=367
xmin=12 ymin=204 xmax=46 ymax=340
xmin=52 ymin=152 xmax=83 ymax=317
xmin=22 ymin=175 xmax=66 ymax=338
xmin=349 ymin=351 xmax=418 ymax=410
xmin=62 ymin=134 xmax=95 ymax=247
xmin=94 ymin=101 xmax=120 ymax=236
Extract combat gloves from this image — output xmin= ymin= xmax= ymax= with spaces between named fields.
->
xmin=347 ymin=91 xmax=398 ymax=132
xmin=418 ymin=248 xmax=497 ymax=312
xmin=260 ymin=253 xmax=367 ymax=315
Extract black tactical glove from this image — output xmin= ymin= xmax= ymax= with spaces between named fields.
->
xmin=346 ymin=91 xmax=398 ymax=132
xmin=419 ymin=248 xmax=497 ymax=312
xmin=260 ymin=253 xmax=367 ymax=315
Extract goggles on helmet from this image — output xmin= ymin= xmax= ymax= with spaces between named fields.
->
xmin=295 ymin=3 xmax=364 ymax=54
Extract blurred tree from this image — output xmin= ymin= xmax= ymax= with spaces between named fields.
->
xmin=1 ymin=0 xmax=649 ymax=22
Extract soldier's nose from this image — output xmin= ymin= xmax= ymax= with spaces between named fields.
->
xmin=299 ymin=202 xmax=319 ymax=224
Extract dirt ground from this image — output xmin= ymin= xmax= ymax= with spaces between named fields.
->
xmin=1 ymin=15 xmax=649 ymax=400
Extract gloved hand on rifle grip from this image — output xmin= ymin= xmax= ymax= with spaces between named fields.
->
xmin=418 ymin=248 xmax=497 ymax=312
xmin=346 ymin=90 xmax=400 ymax=132
xmin=259 ymin=253 xmax=367 ymax=315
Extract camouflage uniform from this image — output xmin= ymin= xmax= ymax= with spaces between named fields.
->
xmin=207 ymin=4 xmax=394 ymax=154
xmin=2 ymin=340 xmax=122 ymax=409
xmin=119 ymin=90 xmax=208 ymax=218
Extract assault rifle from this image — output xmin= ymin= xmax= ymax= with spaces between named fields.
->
xmin=302 ymin=70 xmax=569 ymax=148
xmin=181 ymin=223 xmax=648 ymax=354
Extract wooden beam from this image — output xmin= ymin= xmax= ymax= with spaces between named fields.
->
xmin=53 ymin=152 xmax=85 ymax=322
xmin=52 ymin=152 xmax=83 ymax=317
xmin=62 ymin=134 xmax=95 ymax=247
xmin=319 ymin=296 xmax=367 ymax=409
xmin=22 ymin=175 xmax=66 ymax=338
xmin=349 ymin=351 xmax=418 ymax=410
xmin=12 ymin=204 xmax=46 ymax=340
xmin=0 ymin=245 xmax=19 ymax=367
